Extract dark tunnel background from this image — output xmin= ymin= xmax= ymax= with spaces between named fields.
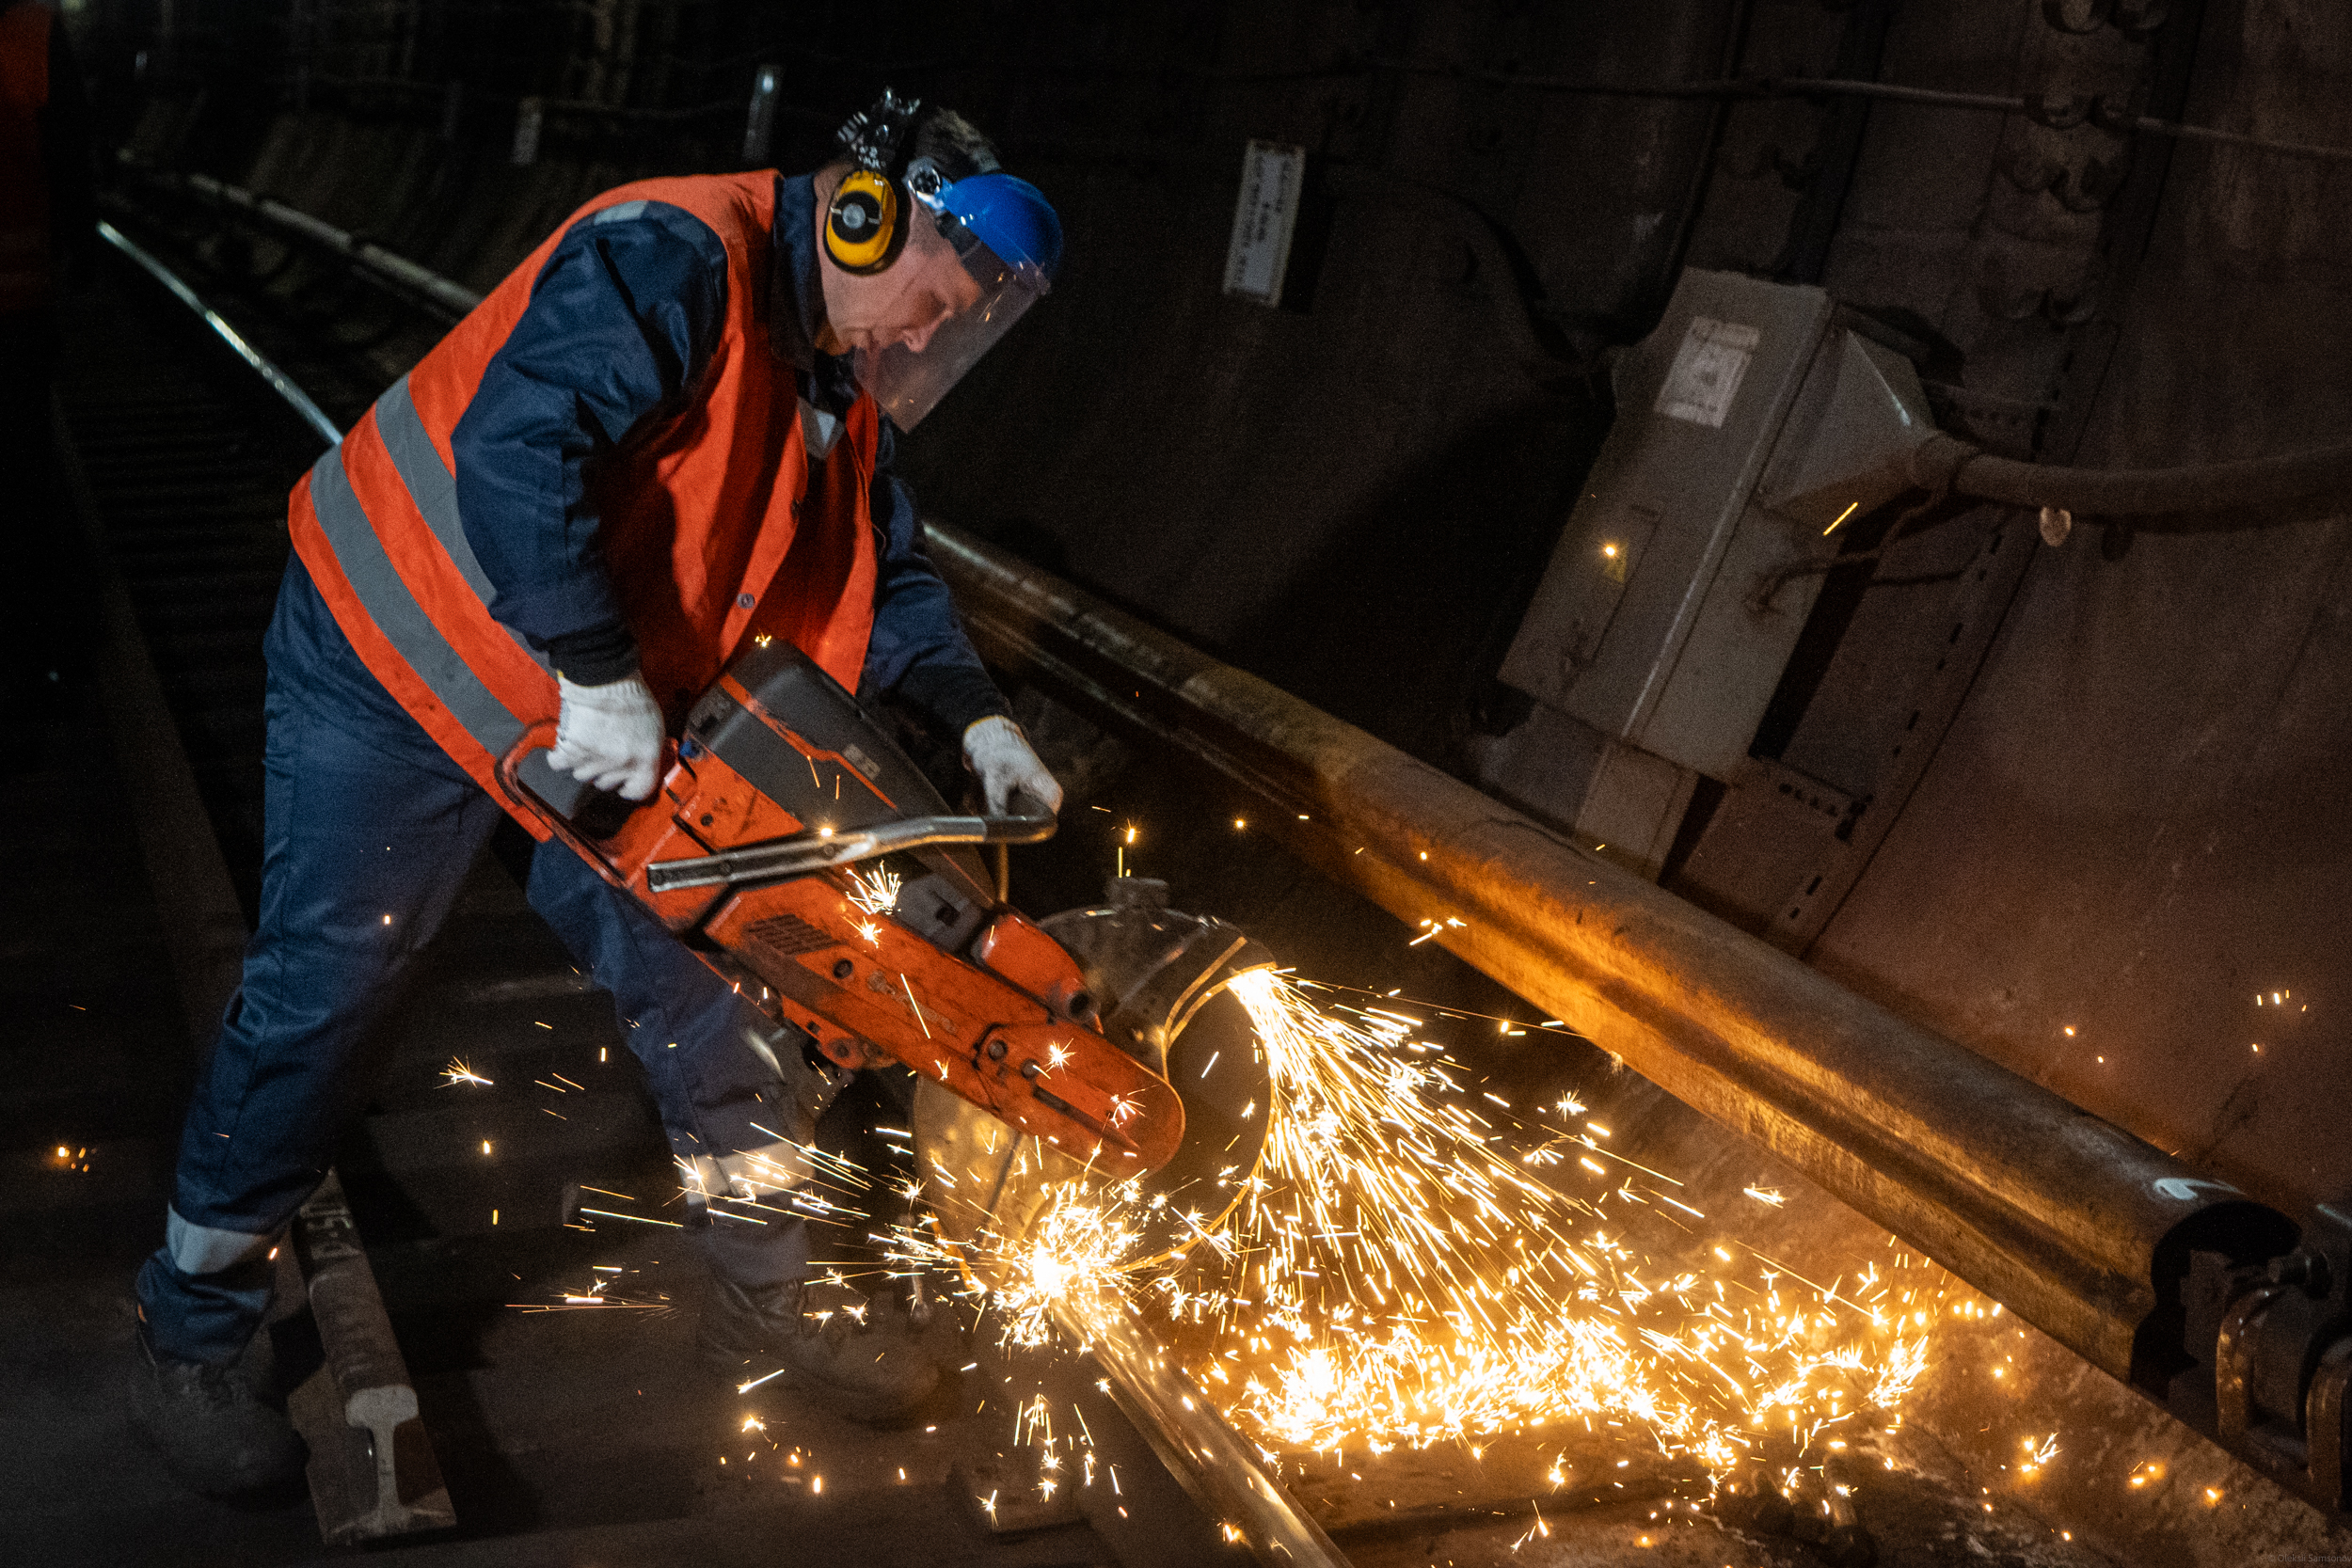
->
xmin=62 ymin=0 xmax=2352 ymax=1233
xmin=19 ymin=6 xmax=2352 ymax=1560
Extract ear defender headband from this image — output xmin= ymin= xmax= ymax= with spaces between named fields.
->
xmin=825 ymin=89 xmax=924 ymax=275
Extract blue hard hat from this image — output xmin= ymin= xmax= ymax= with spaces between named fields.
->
xmin=937 ymin=172 xmax=1063 ymax=290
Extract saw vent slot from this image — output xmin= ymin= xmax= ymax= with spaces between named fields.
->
xmin=744 ymin=913 xmax=836 ymax=958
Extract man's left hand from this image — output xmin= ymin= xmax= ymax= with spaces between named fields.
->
xmin=963 ymin=716 xmax=1062 ymax=817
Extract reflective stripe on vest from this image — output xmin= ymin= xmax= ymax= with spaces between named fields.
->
xmin=287 ymin=172 xmax=881 ymax=834
xmin=374 ymin=374 xmax=551 ymax=672
xmin=305 ymin=433 xmax=532 ymax=764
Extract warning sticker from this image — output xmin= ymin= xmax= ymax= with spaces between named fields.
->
xmin=1223 ymin=141 xmax=1307 ymax=306
xmin=1654 ymin=316 xmax=1760 ymax=429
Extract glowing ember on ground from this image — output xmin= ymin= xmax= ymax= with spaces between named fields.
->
xmin=896 ymin=967 xmax=1946 ymax=1482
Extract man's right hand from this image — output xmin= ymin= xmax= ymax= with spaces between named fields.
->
xmin=548 ymin=672 xmax=665 ymax=801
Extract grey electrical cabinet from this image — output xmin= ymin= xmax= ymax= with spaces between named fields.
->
xmin=1500 ymin=269 xmax=1933 ymax=784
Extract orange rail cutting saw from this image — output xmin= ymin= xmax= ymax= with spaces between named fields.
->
xmin=498 ymin=641 xmax=1184 ymax=1178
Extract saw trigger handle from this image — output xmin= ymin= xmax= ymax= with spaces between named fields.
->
xmin=495 ymin=720 xmax=677 ymax=894
xmin=989 ymin=786 xmax=1058 ymax=840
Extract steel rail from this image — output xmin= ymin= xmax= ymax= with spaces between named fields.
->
xmin=923 ymin=519 xmax=2303 ymax=1428
xmin=96 ymin=219 xmax=346 ymax=447
xmin=1055 ymin=1288 xmax=1350 ymax=1568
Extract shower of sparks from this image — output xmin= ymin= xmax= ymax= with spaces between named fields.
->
xmin=892 ymin=967 xmax=1943 ymax=1483
xmin=961 ymin=1180 xmax=1155 ymax=1350
xmin=847 ymin=865 xmax=902 ymax=918
xmin=441 ymin=1057 xmax=492 ymax=1088
xmin=507 ymin=1265 xmax=675 ymax=1313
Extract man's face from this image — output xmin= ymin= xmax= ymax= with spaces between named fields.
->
xmin=815 ymin=191 xmax=986 ymax=358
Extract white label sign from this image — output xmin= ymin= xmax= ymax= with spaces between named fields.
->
xmin=1223 ymin=140 xmax=1306 ymax=306
xmin=1655 ymin=316 xmax=1760 ymax=428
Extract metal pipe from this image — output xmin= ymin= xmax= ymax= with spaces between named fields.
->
xmin=1910 ymin=429 xmax=2352 ymax=517
xmin=642 ymin=801 xmax=1060 ymax=893
xmin=180 ymin=171 xmax=487 ymax=321
xmin=925 ymin=518 xmax=2296 ymax=1404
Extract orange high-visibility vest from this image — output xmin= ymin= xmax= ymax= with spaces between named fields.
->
xmin=0 ymin=1 xmax=52 ymax=310
xmin=288 ymin=172 xmax=880 ymax=837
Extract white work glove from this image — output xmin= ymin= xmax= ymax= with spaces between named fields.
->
xmin=963 ymin=715 xmax=1062 ymax=817
xmin=548 ymin=672 xmax=665 ymax=801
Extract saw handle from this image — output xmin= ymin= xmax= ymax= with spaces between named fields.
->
xmin=988 ymin=788 xmax=1058 ymax=904
xmin=640 ymin=791 xmax=1055 ymax=894
xmin=495 ymin=719 xmax=675 ymax=894
xmin=988 ymin=786 xmax=1058 ymax=841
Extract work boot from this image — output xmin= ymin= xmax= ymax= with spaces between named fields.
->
xmin=127 ymin=1324 xmax=306 ymax=1497
xmin=698 ymin=1275 xmax=941 ymax=1424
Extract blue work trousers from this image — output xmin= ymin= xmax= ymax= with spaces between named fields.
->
xmin=135 ymin=558 xmax=807 ymax=1365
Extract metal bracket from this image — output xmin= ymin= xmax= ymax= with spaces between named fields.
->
xmin=1763 ymin=512 xmax=2038 ymax=955
xmin=285 ymin=1170 xmax=454 ymax=1544
xmin=2215 ymin=1284 xmax=2290 ymax=1449
xmin=2201 ymin=1210 xmax=2352 ymax=1513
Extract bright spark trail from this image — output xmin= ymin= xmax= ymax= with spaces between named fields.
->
xmin=892 ymin=967 xmax=1946 ymax=1483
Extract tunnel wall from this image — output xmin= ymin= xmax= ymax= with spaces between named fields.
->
xmin=72 ymin=0 xmax=2352 ymax=1223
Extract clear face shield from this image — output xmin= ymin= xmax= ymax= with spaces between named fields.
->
xmin=852 ymin=171 xmax=1056 ymax=431
xmin=853 ymin=239 xmax=1044 ymax=431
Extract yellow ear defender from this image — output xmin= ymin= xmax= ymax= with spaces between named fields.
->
xmin=825 ymin=166 xmax=904 ymax=274
xmin=825 ymin=91 xmax=922 ymax=275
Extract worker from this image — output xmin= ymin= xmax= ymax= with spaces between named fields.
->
xmin=0 ymin=0 xmax=94 ymax=710
xmin=129 ymin=91 xmax=1065 ymax=1496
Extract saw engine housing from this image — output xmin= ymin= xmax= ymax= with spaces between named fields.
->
xmin=500 ymin=639 xmax=1186 ymax=1178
